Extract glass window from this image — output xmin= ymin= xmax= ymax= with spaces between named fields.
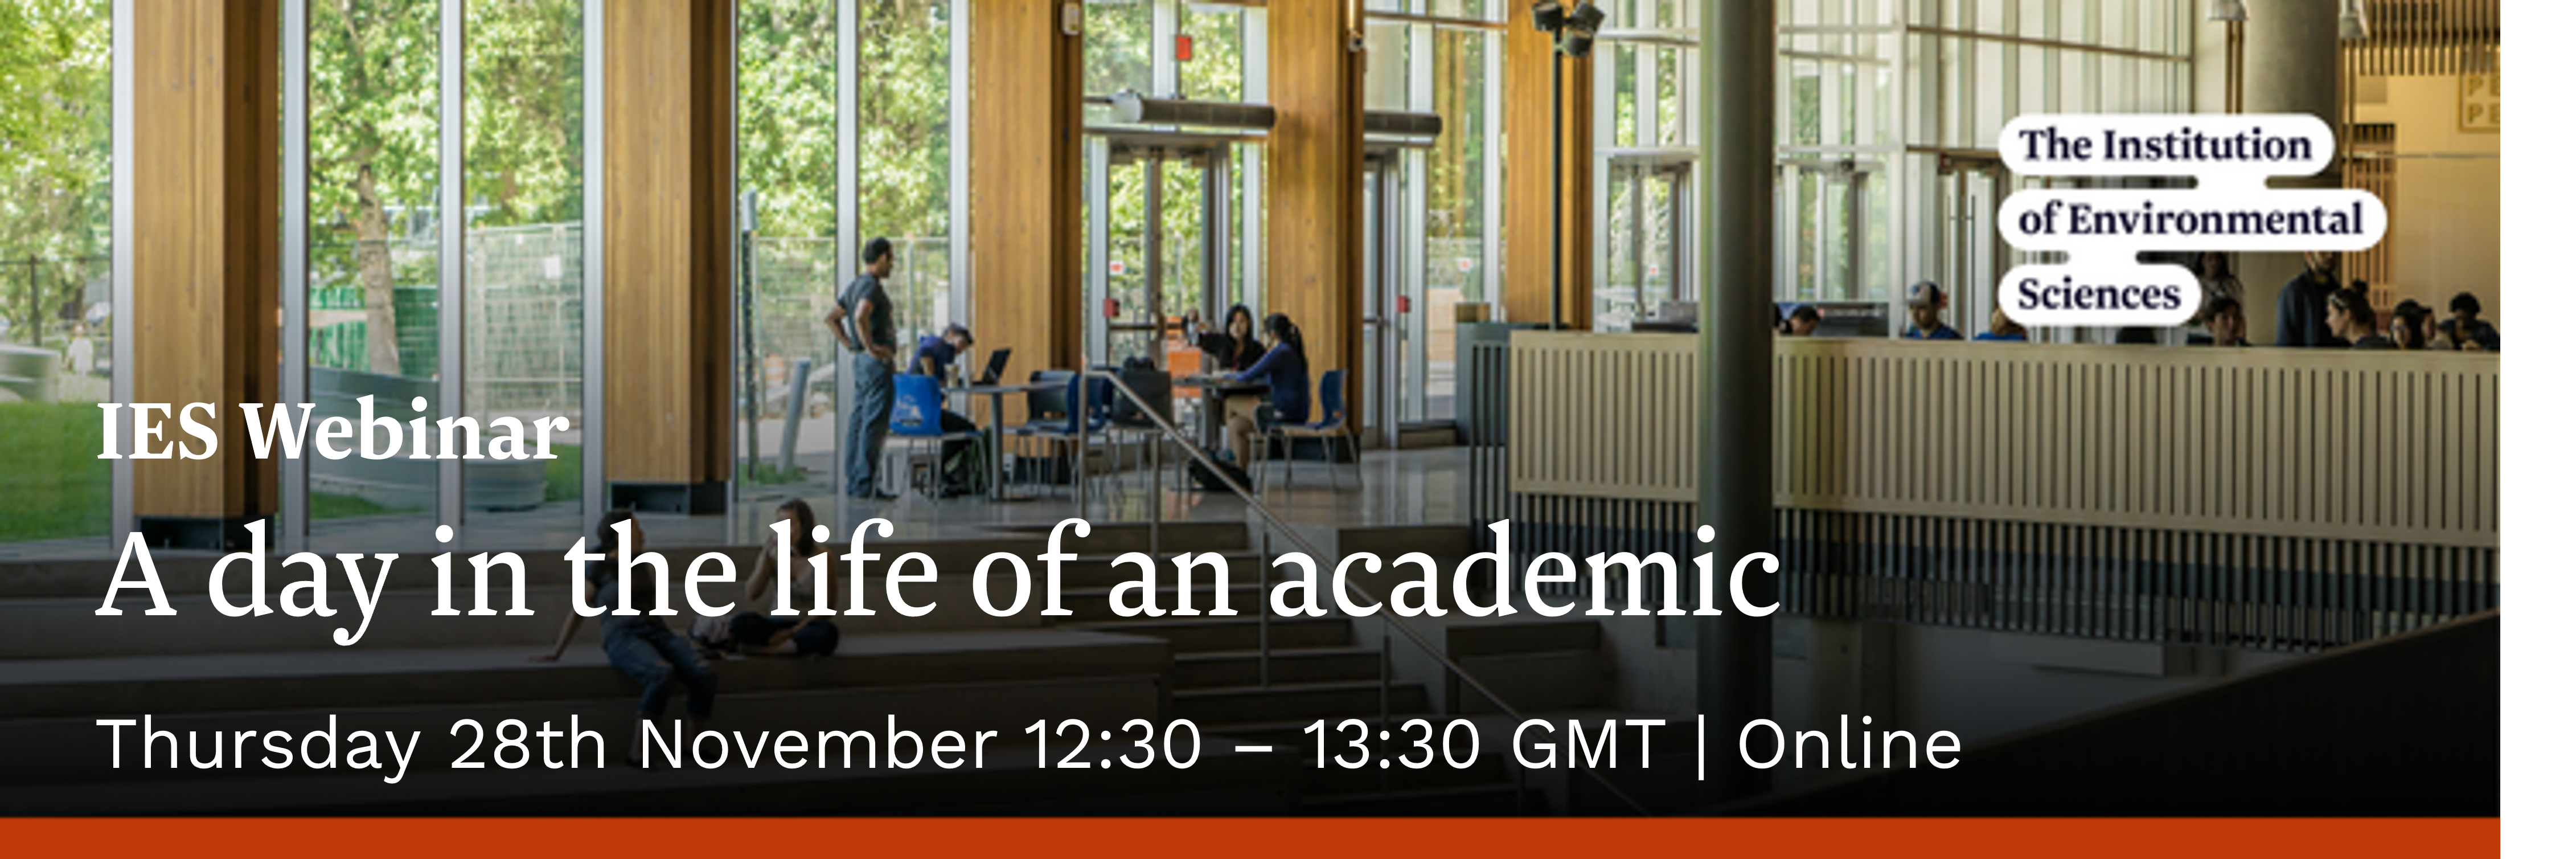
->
xmin=1350 ymin=6 xmax=1499 ymax=422
xmin=465 ymin=0 xmax=585 ymax=535
xmin=1421 ymin=23 xmax=1492 ymax=422
xmin=0 ymin=0 xmax=112 ymax=556
xmin=307 ymin=0 xmax=444 ymax=547
xmin=1084 ymin=1 xmax=1257 ymax=365
xmin=1776 ymin=0 xmax=2191 ymax=312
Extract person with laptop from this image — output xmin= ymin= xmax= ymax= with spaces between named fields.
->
xmin=909 ymin=322 xmax=985 ymax=496
xmin=912 ymin=322 xmax=974 ymax=382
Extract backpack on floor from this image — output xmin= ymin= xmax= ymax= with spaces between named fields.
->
xmin=1187 ymin=457 xmax=1255 ymax=494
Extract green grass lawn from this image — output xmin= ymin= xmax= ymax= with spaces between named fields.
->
xmin=309 ymin=492 xmax=401 ymax=520
xmin=0 ymin=401 xmax=112 ymax=543
xmin=309 ymin=443 xmax=583 ymax=520
xmin=544 ymin=443 xmax=581 ymax=502
xmin=0 ymin=405 xmax=585 ymax=535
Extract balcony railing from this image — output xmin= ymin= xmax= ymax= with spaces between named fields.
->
xmin=1468 ymin=332 xmax=2500 ymax=651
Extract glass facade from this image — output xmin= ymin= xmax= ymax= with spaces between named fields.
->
xmin=1778 ymin=0 xmax=2195 ymax=341
xmin=463 ymin=0 xmax=585 ymax=539
xmin=736 ymin=0 xmax=958 ymax=518
xmin=1363 ymin=1 xmax=1502 ymax=426
xmin=1594 ymin=1 xmax=1699 ymax=332
xmin=0 ymin=0 xmax=112 ymax=555
xmin=305 ymin=0 xmax=448 ymax=550
xmin=27 ymin=0 xmax=2232 ymax=557
xmin=1083 ymin=0 xmax=1261 ymax=367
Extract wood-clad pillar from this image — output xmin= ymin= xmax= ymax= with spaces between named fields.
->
xmin=969 ymin=0 xmax=1083 ymax=423
xmin=1503 ymin=3 xmax=1593 ymax=329
xmin=130 ymin=0 xmax=281 ymax=550
xmin=1268 ymin=1 xmax=1365 ymax=423
xmin=602 ymin=0 xmax=733 ymax=514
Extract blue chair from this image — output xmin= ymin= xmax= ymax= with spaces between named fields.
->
xmin=1262 ymin=368 xmax=1357 ymax=490
xmin=889 ymin=373 xmax=980 ymax=498
xmin=1008 ymin=370 xmax=1110 ymax=496
xmin=1104 ymin=366 xmax=1177 ymax=497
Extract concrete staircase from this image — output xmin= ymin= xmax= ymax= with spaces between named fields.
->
xmin=0 ymin=518 xmax=1652 ymax=815
xmin=0 ymin=524 xmax=1293 ymax=814
xmin=1046 ymin=523 xmax=1553 ymax=815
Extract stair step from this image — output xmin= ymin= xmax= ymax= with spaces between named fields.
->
xmin=0 ymin=673 xmax=1163 ymax=789
xmin=0 ymin=629 xmax=1168 ymax=721
xmin=1173 ymin=681 xmax=1433 ymax=726
xmin=1046 ymin=554 xmax=1267 ymax=589
xmin=1072 ymin=617 xmax=1352 ymax=653
xmin=1170 ymin=647 xmax=1381 ymax=689
xmin=0 ymin=735 xmax=1295 ymax=815
xmin=1054 ymin=584 xmax=1264 ymax=620
xmin=1293 ymin=749 xmax=1517 ymax=797
xmin=982 ymin=521 xmax=1249 ymax=554
xmin=1301 ymin=783 xmax=1537 ymax=816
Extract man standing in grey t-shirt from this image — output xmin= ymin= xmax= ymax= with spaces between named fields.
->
xmin=825 ymin=238 xmax=900 ymax=499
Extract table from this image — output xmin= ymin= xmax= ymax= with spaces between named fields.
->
xmin=1175 ymin=374 xmax=1269 ymax=457
xmin=949 ymin=381 xmax=1067 ymax=502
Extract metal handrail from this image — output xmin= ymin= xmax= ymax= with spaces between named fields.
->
xmin=1090 ymin=369 xmax=1653 ymax=816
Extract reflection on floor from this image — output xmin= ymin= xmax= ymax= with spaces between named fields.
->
xmin=0 ymin=447 xmax=1471 ymax=560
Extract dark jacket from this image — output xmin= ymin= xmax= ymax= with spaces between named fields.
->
xmin=1234 ymin=343 xmax=1310 ymax=424
xmin=2274 ymin=272 xmax=2337 ymax=347
xmin=1213 ymin=333 xmax=1267 ymax=372
xmin=2436 ymin=318 xmax=2500 ymax=351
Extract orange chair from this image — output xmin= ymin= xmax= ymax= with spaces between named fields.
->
xmin=1168 ymin=347 xmax=1204 ymax=398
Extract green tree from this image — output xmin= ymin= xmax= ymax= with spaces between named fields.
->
xmin=0 ymin=0 xmax=110 ymax=344
xmin=311 ymin=0 xmax=441 ymax=375
xmin=467 ymin=0 xmax=583 ymax=228
xmin=736 ymin=0 xmax=954 ymax=243
xmin=739 ymin=0 xmax=836 ymax=239
xmin=848 ymin=0 xmax=953 ymax=242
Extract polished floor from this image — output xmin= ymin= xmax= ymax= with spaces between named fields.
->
xmin=0 ymin=445 xmax=1472 ymax=561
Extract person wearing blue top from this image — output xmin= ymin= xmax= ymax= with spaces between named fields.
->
xmin=2436 ymin=292 xmax=2500 ymax=352
xmin=1971 ymin=307 xmax=2027 ymax=342
xmin=910 ymin=323 xmax=974 ymax=382
xmin=1900 ymin=281 xmax=1962 ymax=340
xmin=1223 ymin=313 xmax=1309 ymax=464
xmin=908 ymin=323 xmax=981 ymax=494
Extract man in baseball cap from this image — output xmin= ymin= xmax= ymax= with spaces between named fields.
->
xmin=1901 ymin=280 xmax=1962 ymax=341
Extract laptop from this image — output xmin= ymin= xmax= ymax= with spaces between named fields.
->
xmin=967 ymin=347 xmax=1011 ymax=386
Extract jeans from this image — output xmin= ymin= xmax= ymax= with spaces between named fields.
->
xmin=601 ymin=620 xmax=716 ymax=721
xmin=847 ymin=354 xmax=894 ymax=494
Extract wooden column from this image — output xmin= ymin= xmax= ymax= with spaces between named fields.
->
xmin=969 ymin=0 xmax=1083 ymax=424
xmin=1268 ymin=1 xmax=1365 ymax=423
xmin=131 ymin=0 xmax=281 ymax=550
xmin=1503 ymin=4 xmax=1593 ymax=329
xmin=602 ymin=0 xmax=732 ymax=514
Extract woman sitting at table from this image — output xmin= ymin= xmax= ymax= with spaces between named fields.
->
xmin=1223 ymin=313 xmax=1308 ymax=464
xmin=1210 ymin=304 xmax=1268 ymax=371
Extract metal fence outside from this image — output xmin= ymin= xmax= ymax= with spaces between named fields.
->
xmin=1 ymin=256 xmax=112 ymax=351
xmin=298 ymin=228 xmax=952 ymax=424
xmin=748 ymin=235 xmax=949 ymax=420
